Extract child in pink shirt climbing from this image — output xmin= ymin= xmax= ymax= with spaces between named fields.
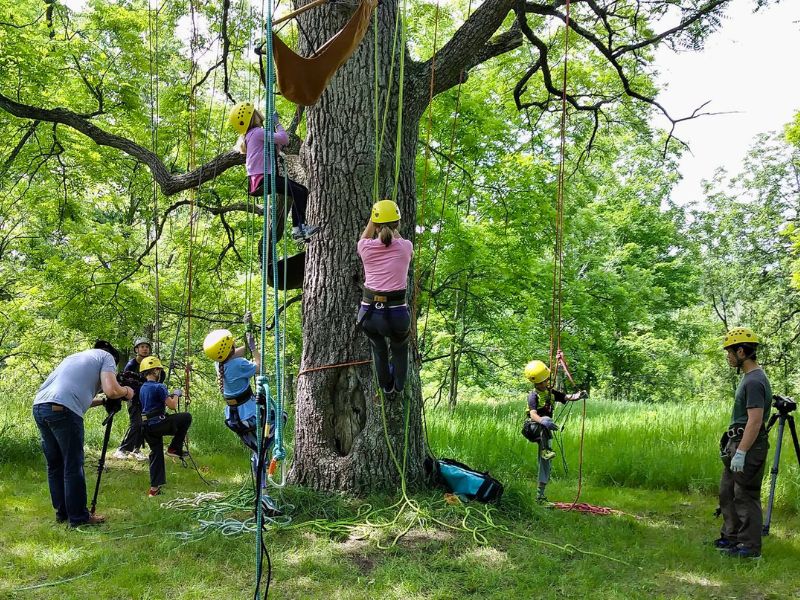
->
xmin=357 ymin=199 xmax=414 ymax=397
xmin=229 ymin=102 xmax=319 ymax=242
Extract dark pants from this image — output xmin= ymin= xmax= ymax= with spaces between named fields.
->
xmin=32 ymin=403 xmax=91 ymax=526
xmin=117 ymin=398 xmax=144 ymax=453
xmin=143 ymin=413 xmax=192 ymax=488
xmin=251 ymin=176 xmax=308 ymax=228
xmin=719 ymin=434 xmax=769 ymax=551
xmin=358 ymin=305 xmax=411 ymax=392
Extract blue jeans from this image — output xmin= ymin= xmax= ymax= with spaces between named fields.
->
xmin=32 ymin=403 xmax=91 ymax=526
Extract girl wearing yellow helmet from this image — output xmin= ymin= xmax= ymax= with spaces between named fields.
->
xmin=357 ymin=200 xmax=413 ymax=397
xmin=202 ymin=314 xmax=282 ymax=516
xmin=229 ymin=102 xmax=319 ymax=242
xmin=522 ymin=359 xmax=587 ymax=503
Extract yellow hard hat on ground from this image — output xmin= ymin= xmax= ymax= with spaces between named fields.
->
xmin=204 ymin=329 xmax=235 ymax=362
xmin=371 ymin=199 xmax=401 ymax=224
xmin=722 ymin=327 xmax=760 ymax=349
xmin=228 ymin=102 xmax=255 ymax=135
xmin=139 ymin=356 xmax=164 ymax=372
xmin=524 ymin=360 xmax=550 ymax=384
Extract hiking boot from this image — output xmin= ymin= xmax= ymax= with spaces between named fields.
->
xmin=148 ymin=486 xmax=162 ymax=497
xmin=301 ymin=224 xmax=320 ymax=241
xmin=132 ymin=450 xmax=149 ymax=462
xmin=72 ymin=514 xmax=106 ymax=527
xmin=712 ymin=537 xmax=736 ymax=550
xmin=112 ymin=449 xmax=130 ymax=460
xmin=540 ymin=449 xmax=556 ymax=461
xmin=724 ymin=544 xmax=761 ymax=559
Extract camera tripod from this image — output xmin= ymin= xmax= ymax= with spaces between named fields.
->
xmin=762 ymin=395 xmax=800 ymax=536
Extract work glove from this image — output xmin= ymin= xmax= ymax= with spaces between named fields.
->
xmin=539 ymin=416 xmax=559 ymax=431
xmin=730 ymin=449 xmax=746 ymax=473
xmin=246 ymin=332 xmax=257 ymax=352
xmin=171 ymin=388 xmax=183 ymax=398
xmin=104 ymin=395 xmax=123 ymax=415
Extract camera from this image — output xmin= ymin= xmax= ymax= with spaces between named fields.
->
xmin=773 ymin=395 xmax=797 ymax=414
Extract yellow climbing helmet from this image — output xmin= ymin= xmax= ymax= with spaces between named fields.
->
xmin=371 ymin=199 xmax=401 ymax=224
xmin=524 ymin=360 xmax=550 ymax=384
xmin=139 ymin=356 xmax=164 ymax=373
xmin=228 ymin=102 xmax=255 ymax=135
xmin=722 ymin=327 xmax=760 ymax=349
xmin=203 ymin=329 xmax=235 ymax=362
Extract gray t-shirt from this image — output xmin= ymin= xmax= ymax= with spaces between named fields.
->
xmin=730 ymin=367 xmax=772 ymax=428
xmin=33 ymin=349 xmax=118 ymax=418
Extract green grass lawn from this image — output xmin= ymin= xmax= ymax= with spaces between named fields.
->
xmin=1 ymin=396 xmax=799 ymax=599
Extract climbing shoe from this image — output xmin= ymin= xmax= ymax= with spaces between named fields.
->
xmin=291 ymin=226 xmax=304 ymax=240
xmin=540 ymin=449 xmax=556 ymax=461
xmin=711 ymin=537 xmax=736 ymax=550
xmin=724 ymin=544 xmax=761 ymax=559
xmin=302 ymin=224 xmax=320 ymax=241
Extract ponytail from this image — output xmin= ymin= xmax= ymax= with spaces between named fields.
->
xmin=216 ymin=361 xmax=226 ymax=396
xmin=378 ymin=220 xmax=399 ymax=247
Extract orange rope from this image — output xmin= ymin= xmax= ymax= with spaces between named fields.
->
xmin=410 ymin=0 xmax=441 ymax=358
xmin=551 ymin=502 xmax=623 ymax=516
xmin=297 ymin=359 xmax=371 ymax=377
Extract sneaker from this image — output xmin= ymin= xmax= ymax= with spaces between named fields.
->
xmin=132 ymin=450 xmax=149 ymax=462
xmin=259 ymin=495 xmax=284 ymax=518
xmin=540 ymin=449 xmax=556 ymax=460
xmin=536 ymin=492 xmax=549 ymax=504
xmin=148 ymin=487 xmax=162 ymax=497
xmin=112 ymin=449 xmax=130 ymax=460
xmin=301 ymin=224 xmax=320 ymax=241
xmin=724 ymin=544 xmax=761 ymax=559
xmin=166 ymin=448 xmax=188 ymax=460
xmin=712 ymin=537 xmax=736 ymax=550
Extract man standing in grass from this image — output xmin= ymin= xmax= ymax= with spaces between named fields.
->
xmin=113 ymin=337 xmax=152 ymax=461
xmin=716 ymin=327 xmax=771 ymax=559
xmin=32 ymin=340 xmax=135 ymax=527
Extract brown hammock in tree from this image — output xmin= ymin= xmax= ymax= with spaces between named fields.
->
xmin=263 ymin=0 xmax=378 ymax=106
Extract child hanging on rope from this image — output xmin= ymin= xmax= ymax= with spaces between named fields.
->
xmin=229 ymin=102 xmax=319 ymax=242
xmin=203 ymin=314 xmax=282 ymax=516
xmin=357 ymin=200 xmax=413 ymax=398
xmin=138 ymin=356 xmax=192 ymax=497
xmin=522 ymin=359 xmax=587 ymax=503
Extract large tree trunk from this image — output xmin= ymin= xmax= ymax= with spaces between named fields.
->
xmin=290 ymin=0 xmax=427 ymax=493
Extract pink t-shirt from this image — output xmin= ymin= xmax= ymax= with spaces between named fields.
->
xmin=357 ymin=237 xmax=414 ymax=293
xmin=245 ymin=124 xmax=289 ymax=178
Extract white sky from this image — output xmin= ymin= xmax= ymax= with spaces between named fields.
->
xmin=652 ymin=0 xmax=800 ymax=206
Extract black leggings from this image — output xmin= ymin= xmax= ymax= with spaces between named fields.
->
xmin=251 ymin=175 xmax=308 ymax=228
xmin=358 ymin=305 xmax=411 ymax=392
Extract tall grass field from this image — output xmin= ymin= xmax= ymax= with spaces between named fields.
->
xmin=1 ymin=380 xmax=799 ymax=598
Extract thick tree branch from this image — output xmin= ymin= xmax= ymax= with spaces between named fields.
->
xmin=0 ymin=92 xmax=244 ymax=195
xmin=412 ymin=0 xmax=519 ymax=103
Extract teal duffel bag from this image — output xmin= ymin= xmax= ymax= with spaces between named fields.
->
xmin=432 ymin=458 xmax=504 ymax=503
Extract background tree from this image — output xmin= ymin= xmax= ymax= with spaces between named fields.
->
xmin=0 ymin=0 xmax=764 ymax=492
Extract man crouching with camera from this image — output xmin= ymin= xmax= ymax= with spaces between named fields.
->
xmin=715 ymin=328 xmax=771 ymax=559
